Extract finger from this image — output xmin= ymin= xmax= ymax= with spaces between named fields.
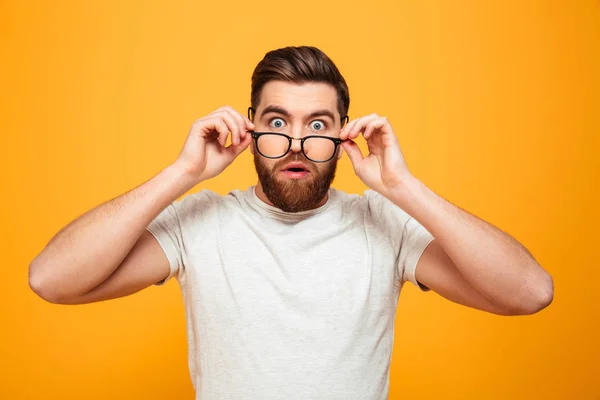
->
xmin=191 ymin=117 xmax=209 ymax=137
xmin=340 ymin=118 xmax=359 ymax=140
xmin=210 ymin=106 xmax=229 ymax=122
xmin=343 ymin=115 xmax=373 ymax=140
xmin=364 ymin=118 xmax=384 ymax=140
xmin=211 ymin=106 xmax=243 ymax=143
xmin=194 ymin=116 xmax=222 ymax=138
xmin=227 ymin=129 xmax=253 ymax=157
xmin=216 ymin=111 xmax=241 ymax=146
xmin=366 ymin=117 xmax=395 ymax=141
xmin=341 ymin=139 xmax=364 ymax=167
xmin=212 ymin=119 xmax=229 ymax=147
xmin=222 ymin=107 xmax=248 ymax=142
xmin=349 ymin=115 xmax=378 ymax=140
xmin=363 ymin=123 xmax=375 ymax=140
xmin=245 ymin=116 xmax=255 ymax=132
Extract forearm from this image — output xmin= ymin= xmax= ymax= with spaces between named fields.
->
xmin=388 ymin=177 xmax=553 ymax=312
xmin=29 ymin=162 xmax=200 ymax=299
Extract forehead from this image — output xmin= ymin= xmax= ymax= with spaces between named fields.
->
xmin=257 ymin=81 xmax=339 ymax=118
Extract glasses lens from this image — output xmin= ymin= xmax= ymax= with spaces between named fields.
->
xmin=256 ymin=134 xmax=289 ymax=158
xmin=303 ymin=137 xmax=336 ymax=162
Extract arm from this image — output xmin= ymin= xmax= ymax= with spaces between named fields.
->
xmin=339 ymin=113 xmax=553 ymax=316
xmin=28 ymin=163 xmax=200 ymax=303
xmin=391 ymin=177 xmax=553 ymax=315
xmin=29 ymin=106 xmax=254 ymax=304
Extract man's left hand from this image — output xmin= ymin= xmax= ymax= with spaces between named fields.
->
xmin=339 ymin=114 xmax=414 ymax=196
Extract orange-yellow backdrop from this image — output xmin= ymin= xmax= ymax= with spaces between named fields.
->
xmin=1 ymin=0 xmax=598 ymax=399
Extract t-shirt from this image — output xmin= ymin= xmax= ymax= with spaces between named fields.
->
xmin=146 ymin=185 xmax=435 ymax=400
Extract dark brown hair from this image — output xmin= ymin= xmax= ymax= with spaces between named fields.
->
xmin=250 ymin=46 xmax=350 ymax=122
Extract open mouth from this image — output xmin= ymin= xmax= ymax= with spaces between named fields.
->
xmin=282 ymin=166 xmax=310 ymax=178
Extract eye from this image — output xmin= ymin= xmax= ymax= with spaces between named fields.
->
xmin=269 ymin=118 xmax=286 ymax=129
xmin=310 ymin=120 xmax=326 ymax=131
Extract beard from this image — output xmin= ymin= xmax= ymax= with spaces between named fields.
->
xmin=254 ymin=153 xmax=338 ymax=213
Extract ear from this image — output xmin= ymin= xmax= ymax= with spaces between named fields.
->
xmin=247 ymin=107 xmax=256 ymax=155
xmin=337 ymin=116 xmax=348 ymax=161
xmin=341 ymin=115 xmax=349 ymax=128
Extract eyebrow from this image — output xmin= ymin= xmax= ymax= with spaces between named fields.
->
xmin=259 ymin=105 xmax=336 ymax=123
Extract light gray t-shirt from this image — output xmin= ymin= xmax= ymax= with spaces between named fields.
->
xmin=146 ymin=185 xmax=434 ymax=400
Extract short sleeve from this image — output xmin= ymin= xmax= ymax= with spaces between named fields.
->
xmin=366 ymin=190 xmax=435 ymax=291
xmin=146 ymin=202 xmax=185 ymax=286
xmin=399 ymin=216 xmax=435 ymax=291
xmin=145 ymin=190 xmax=216 ymax=286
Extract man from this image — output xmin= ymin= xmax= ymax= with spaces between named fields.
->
xmin=29 ymin=46 xmax=553 ymax=399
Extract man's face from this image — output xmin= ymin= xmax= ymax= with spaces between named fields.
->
xmin=251 ymin=81 xmax=344 ymax=213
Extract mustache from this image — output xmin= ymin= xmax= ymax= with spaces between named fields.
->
xmin=274 ymin=155 xmax=315 ymax=173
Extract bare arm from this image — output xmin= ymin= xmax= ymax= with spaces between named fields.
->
xmin=29 ymin=105 xmax=255 ymax=304
xmin=339 ymin=114 xmax=553 ymax=316
xmin=45 ymin=230 xmax=178 ymax=305
xmin=393 ymin=177 xmax=553 ymax=315
xmin=29 ymin=163 xmax=200 ymax=303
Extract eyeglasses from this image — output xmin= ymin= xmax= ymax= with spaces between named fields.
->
xmin=247 ymin=106 xmax=348 ymax=163
xmin=250 ymin=131 xmax=342 ymax=162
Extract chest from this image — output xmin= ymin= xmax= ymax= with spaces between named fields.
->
xmin=185 ymin=215 xmax=399 ymax=315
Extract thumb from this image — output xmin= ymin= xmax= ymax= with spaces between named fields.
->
xmin=341 ymin=140 xmax=364 ymax=167
xmin=244 ymin=116 xmax=255 ymax=131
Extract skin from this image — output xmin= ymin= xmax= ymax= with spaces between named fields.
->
xmin=250 ymin=81 xmax=344 ymax=212
xmin=339 ymin=110 xmax=554 ymax=316
xmin=250 ymin=81 xmax=553 ymax=316
xmin=29 ymin=80 xmax=553 ymax=316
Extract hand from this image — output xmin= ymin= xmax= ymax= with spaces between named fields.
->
xmin=339 ymin=113 xmax=413 ymax=196
xmin=172 ymin=106 xmax=255 ymax=183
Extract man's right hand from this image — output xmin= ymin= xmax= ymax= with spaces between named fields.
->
xmin=173 ymin=106 xmax=255 ymax=182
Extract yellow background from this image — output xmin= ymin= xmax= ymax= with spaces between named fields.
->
xmin=1 ymin=0 xmax=598 ymax=399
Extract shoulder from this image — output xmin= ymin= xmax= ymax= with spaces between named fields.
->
xmin=174 ymin=188 xmax=222 ymax=217
xmin=329 ymin=187 xmax=399 ymax=219
xmin=178 ymin=188 xmax=220 ymax=204
xmin=332 ymin=187 xmax=394 ymax=208
xmin=354 ymin=189 xmax=413 ymax=224
xmin=328 ymin=187 xmax=363 ymax=212
xmin=177 ymin=187 xmax=257 ymax=214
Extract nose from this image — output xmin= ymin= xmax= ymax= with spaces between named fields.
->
xmin=289 ymin=137 xmax=302 ymax=154
xmin=289 ymin=125 xmax=304 ymax=154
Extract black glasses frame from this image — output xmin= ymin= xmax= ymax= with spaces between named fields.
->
xmin=250 ymin=131 xmax=342 ymax=163
xmin=247 ymin=106 xmax=348 ymax=162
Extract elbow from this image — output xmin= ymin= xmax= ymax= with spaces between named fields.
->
xmin=516 ymin=271 xmax=554 ymax=315
xmin=28 ymin=262 xmax=65 ymax=304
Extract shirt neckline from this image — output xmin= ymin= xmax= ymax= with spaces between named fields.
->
xmin=249 ymin=185 xmax=335 ymax=221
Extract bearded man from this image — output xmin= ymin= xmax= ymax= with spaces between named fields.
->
xmin=29 ymin=45 xmax=553 ymax=400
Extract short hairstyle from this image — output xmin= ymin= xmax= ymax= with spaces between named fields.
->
xmin=250 ymin=46 xmax=350 ymax=122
